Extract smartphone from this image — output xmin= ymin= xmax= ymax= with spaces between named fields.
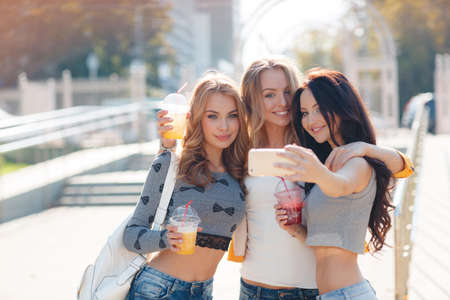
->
xmin=248 ymin=148 xmax=295 ymax=177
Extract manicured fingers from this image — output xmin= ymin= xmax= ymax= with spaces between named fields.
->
xmin=159 ymin=125 xmax=173 ymax=133
xmin=275 ymin=214 xmax=288 ymax=225
xmin=165 ymin=224 xmax=177 ymax=232
xmin=274 ymin=205 xmax=288 ymax=226
xmin=157 ymin=109 xmax=168 ymax=119
xmin=284 ymin=144 xmax=310 ymax=158
xmin=166 ymin=229 xmax=183 ymax=252
xmin=158 ymin=117 xmax=173 ymax=126
xmin=277 ymin=150 xmax=304 ymax=165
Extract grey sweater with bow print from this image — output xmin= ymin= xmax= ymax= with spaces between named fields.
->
xmin=123 ymin=151 xmax=246 ymax=254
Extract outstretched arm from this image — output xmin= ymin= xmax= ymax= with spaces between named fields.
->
xmin=276 ymin=145 xmax=372 ymax=198
xmin=325 ymin=142 xmax=413 ymax=177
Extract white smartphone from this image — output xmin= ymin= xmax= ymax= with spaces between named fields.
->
xmin=248 ymin=148 xmax=295 ymax=177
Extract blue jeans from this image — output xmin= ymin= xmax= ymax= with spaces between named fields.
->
xmin=127 ymin=266 xmax=213 ymax=300
xmin=239 ymin=278 xmax=319 ymax=300
xmin=317 ymin=280 xmax=377 ymax=300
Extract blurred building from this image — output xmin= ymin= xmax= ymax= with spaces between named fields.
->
xmin=162 ymin=0 xmax=238 ymax=90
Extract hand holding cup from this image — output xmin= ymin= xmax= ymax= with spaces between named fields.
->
xmin=166 ymin=224 xmax=203 ymax=253
xmin=274 ymin=203 xmax=306 ymax=241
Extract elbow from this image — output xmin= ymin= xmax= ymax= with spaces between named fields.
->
xmin=122 ymin=228 xmax=135 ymax=252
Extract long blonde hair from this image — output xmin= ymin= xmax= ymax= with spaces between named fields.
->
xmin=241 ymin=56 xmax=301 ymax=148
xmin=178 ymin=73 xmax=250 ymax=191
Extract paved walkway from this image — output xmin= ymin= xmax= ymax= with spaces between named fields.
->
xmin=0 ymin=135 xmax=448 ymax=300
xmin=408 ymin=134 xmax=450 ymax=299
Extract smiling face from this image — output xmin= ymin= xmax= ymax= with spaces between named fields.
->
xmin=260 ymin=68 xmax=292 ymax=129
xmin=300 ymin=88 xmax=342 ymax=148
xmin=201 ymin=93 xmax=240 ymax=153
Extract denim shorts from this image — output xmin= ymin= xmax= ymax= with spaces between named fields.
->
xmin=127 ymin=265 xmax=213 ymax=300
xmin=239 ymin=278 xmax=319 ymax=300
xmin=317 ymin=280 xmax=377 ymax=300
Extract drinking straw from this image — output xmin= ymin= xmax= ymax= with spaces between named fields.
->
xmin=277 ymin=176 xmax=290 ymax=198
xmin=177 ymin=82 xmax=188 ymax=94
xmin=183 ymin=200 xmax=193 ymax=224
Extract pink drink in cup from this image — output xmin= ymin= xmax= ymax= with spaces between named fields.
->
xmin=274 ymin=180 xmax=303 ymax=225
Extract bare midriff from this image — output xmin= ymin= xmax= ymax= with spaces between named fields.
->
xmin=242 ymin=278 xmax=297 ymax=290
xmin=147 ymin=246 xmax=224 ymax=282
xmin=313 ymin=246 xmax=363 ymax=294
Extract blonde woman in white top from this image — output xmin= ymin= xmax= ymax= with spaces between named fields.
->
xmin=158 ymin=61 xmax=413 ymax=300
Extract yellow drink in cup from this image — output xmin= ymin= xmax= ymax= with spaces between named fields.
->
xmin=163 ymin=112 xmax=187 ymax=139
xmin=169 ymin=206 xmax=201 ymax=255
xmin=162 ymin=93 xmax=189 ymax=140
xmin=177 ymin=231 xmax=197 ymax=255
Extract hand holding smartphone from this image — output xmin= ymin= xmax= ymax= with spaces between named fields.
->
xmin=248 ymin=148 xmax=295 ymax=177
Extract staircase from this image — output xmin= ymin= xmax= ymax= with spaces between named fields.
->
xmin=58 ymin=153 xmax=155 ymax=206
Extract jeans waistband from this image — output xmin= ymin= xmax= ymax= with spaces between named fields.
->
xmin=240 ymin=278 xmax=318 ymax=298
xmin=317 ymin=280 xmax=377 ymax=299
xmin=141 ymin=265 xmax=213 ymax=289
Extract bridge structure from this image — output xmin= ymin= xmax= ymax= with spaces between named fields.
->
xmin=233 ymin=0 xmax=399 ymax=128
xmin=0 ymin=93 xmax=448 ymax=300
xmin=0 ymin=1 xmax=449 ymax=299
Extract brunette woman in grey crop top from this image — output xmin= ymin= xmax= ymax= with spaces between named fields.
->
xmin=123 ymin=73 xmax=250 ymax=300
xmin=274 ymin=69 xmax=399 ymax=300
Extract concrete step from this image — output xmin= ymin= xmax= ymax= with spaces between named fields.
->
xmin=127 ymin=153 xmax=156 ymax=170
xmin=59 ymin=171 xmax=147 ymax=206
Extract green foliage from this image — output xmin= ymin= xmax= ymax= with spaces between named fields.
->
xmin=373 ymin=0 xmax=450 ymax=111
xmin=0 ymin=155 xmax=29 ymax=175
xmin=0 ymin=0 xmax=174 ymax=87
xmin=292 ymin=29 xmax=343 ymax=74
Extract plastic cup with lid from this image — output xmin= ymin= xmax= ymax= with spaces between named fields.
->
xmin=169 ymin=206 xmax=201 ymax=255
xmin=161 ymin=93 xmax=189 ymax=140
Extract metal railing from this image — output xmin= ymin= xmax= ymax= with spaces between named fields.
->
xmin=0 ymin=101 xmax=160 ymax=155
xmin=393 ymin=100 xmax=429 ymax=300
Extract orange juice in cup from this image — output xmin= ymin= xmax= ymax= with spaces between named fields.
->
xmin=169 ymin=206 xmax=201 ymax=255
xmin=162 ymin=93 xmax=189 ymax=140
xmin=163 ymin=112 xmax=188 ymax=139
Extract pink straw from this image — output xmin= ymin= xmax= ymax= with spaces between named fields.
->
xmin=277 ymin=176 xmax=289 ymax=193
xmin=177 ymin=82 xmax=188 ymax=94
xmin=277 ymin=176 xmax=292 ymax=200
xmin=183 ymin=200 xmax=193 ymax=224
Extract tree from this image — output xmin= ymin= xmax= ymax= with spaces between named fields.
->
xmin=372 ymin=0 xmax=450 ymax=113
xmin=0 ymin=0 xmax=173 ymax=87
xmin=292 ymin=29 xmax=343 ymax=74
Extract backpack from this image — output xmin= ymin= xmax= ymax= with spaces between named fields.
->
xmin=77 ymin=151 xmax=177 ymax=300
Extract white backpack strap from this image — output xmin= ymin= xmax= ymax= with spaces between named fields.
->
xmin=116 ymin=255 xmax=147 ymax=285
xmin=151 ymin=151 xmax=177 ymax=230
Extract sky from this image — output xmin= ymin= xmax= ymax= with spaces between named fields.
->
xmin=238 ymin=0 xmax=350 ymax=67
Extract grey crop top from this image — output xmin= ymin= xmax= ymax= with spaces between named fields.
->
xmin=302 ymin=169 xmax=377 ymax=254
xmin=123 ymin=151 xmax=246 ymax=254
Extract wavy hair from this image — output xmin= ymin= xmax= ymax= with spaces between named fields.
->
xmin=241 ymin=56 xmax=301 ymax=148
xmin=292 ymin=68 xmax=394 ymax=253
xmin=178 ymin=73 xmax=250 ymax=193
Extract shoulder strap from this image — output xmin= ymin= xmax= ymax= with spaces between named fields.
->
xmin=151 ymin=151 xmax=177 ymax=230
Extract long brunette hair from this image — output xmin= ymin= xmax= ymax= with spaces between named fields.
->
xmin=292 ymin=68 xmax=394 ymax=252
xmin=178 ymin=73 xmax=250 ymax=193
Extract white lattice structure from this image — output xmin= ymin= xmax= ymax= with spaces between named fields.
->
xmin=233 ymin=0 xmax=399 ymax=129
xmin=434 ymin=54 xmax=450 ymax=134
xmin=341 ymin=3 xmax=399 ymax=129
